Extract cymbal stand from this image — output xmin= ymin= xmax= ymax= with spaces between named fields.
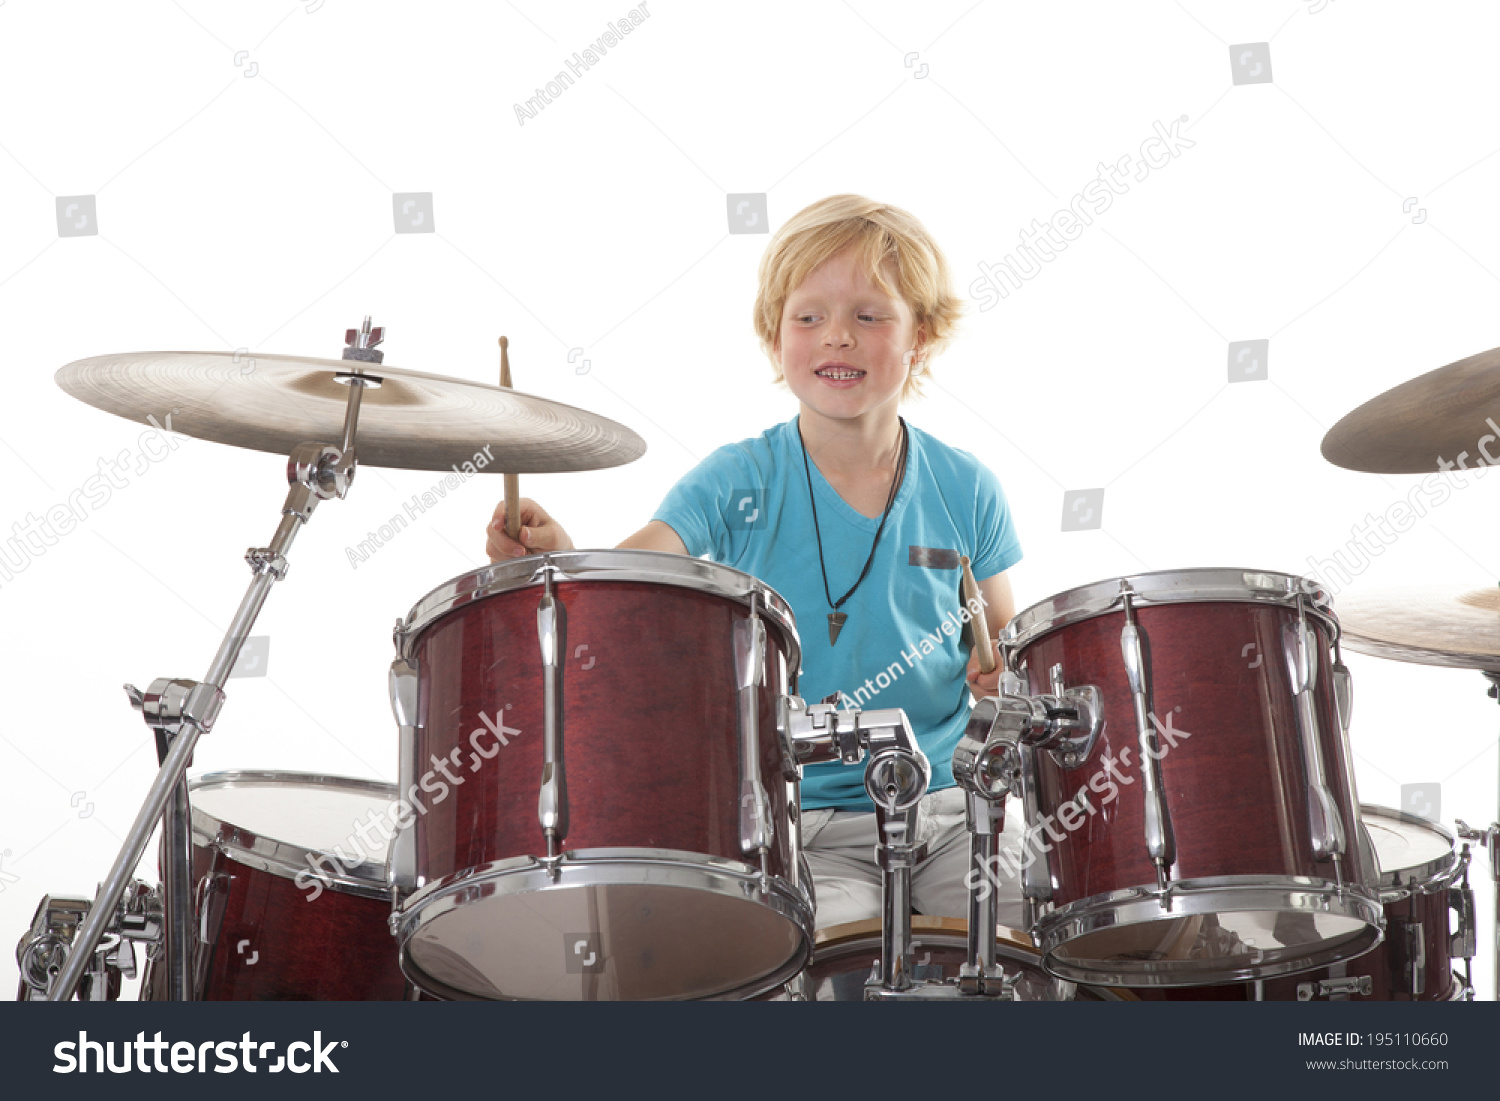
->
xmin=1455 ymin=669 xmax=1500 ymax=1001
xmin=48 ymin=318 xmax=384 ymax=1001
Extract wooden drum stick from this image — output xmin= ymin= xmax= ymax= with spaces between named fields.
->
xmin=960 ymin=555 xmax=996 ymax=675
xmin=499 ymin=336 xmax=521 ymax=541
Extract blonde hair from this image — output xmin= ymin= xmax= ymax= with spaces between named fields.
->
xmin=753 ymin=194 xmax=962 ymax=400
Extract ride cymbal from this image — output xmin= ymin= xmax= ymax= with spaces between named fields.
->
xmin=1321 ymin=346 xmax=1500 ymax=475
xmin=55 ymin=350 xmax=646 ymax=474
xmin=1336 ymin=584 xmax=1500 ymax=671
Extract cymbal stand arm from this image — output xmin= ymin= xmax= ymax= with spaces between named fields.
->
xmin=50 ymin=348 xmax=374 ymax=1001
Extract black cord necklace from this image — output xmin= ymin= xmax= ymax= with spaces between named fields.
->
xmin=798 ymin=416 xmax=909 ymax=646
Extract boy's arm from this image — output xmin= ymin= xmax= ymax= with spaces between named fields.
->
xmin=965 ymin=568 xmax=1016 ymax=696
xmin=616 ymin=520 xmax=688 ymax=554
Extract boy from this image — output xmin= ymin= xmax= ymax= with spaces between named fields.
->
xmin=485 ymin=194 xmax=1027 ymax=930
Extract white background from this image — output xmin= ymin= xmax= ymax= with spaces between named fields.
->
xmin=2 ymin=0 xmax=1497 ymax=999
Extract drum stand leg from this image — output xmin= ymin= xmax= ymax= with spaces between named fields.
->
xmin=47 ymin=339 xmax=377 ymax=1001
xmin=872 ymin=797 xmax=922 ymax=994
xmin=958 ymin=792 xmax=1009 ymax=995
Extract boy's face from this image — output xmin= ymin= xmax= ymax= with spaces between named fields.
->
xmin=774 ymin=246 xmax=924 ymax=425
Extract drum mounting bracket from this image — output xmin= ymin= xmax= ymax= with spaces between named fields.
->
xmin=16 ymin=881 xmax=162 ymax=1001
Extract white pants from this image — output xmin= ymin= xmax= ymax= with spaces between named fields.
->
xmin=800 ymin=786 xmax=1028 ymax=931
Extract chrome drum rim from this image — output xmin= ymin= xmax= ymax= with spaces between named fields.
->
xmin=188 ymin=770 xmax=396 ymax=899
xmin=396 ymin=548 xmax=802 ymax=676
xmin=1034 ymin=874 xmax=1385 ymax=988
xmin=1001 ymin=567 xmax=1336 ymax=655
xmin=1361 ymin=803 xmax=1460 ymax=901
xmin=395 ymin=847 xmax=814 ymax=1001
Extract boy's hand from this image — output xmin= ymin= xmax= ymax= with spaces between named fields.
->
xmin=486 ymin=497 xmax=575 ymax=561
xmin=965 ymin=645 xmax=1003 ymax=698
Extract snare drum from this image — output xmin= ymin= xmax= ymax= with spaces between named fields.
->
xmin=787 ymin=917 xmax=1136 ymax=1001
xmin=1261 ymin=806 xmax=1475 ymax=1001
xmin=1138 ymin=806 xmax=1476 ymax=1000
xmin=147 ymin=771 xmax=409 ymax=1001
xmin=389 ymin=550 xmax=813 ymax=1001
xmin=1000 ymin=569 xmax=1383 ymax=987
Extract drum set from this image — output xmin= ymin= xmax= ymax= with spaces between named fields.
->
xmin=12 ymin=320 xmax=1499 ymax=1002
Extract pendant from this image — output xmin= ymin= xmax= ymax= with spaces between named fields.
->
xmin=828 ymin=611 xmax=847 ymax=646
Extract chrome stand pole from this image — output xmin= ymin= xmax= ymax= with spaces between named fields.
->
xmin=161 ymin=770 xmax=194 ymax=1000
xmin=863 ymin=744 xmax=929 ymax=998
xmin=873 ymin=798 xmax=921 ymax=993
xmin=49 ymin=319 xmax=382 ymax=1001
xmin=961 ymin=792 xmax=1004 ymax=988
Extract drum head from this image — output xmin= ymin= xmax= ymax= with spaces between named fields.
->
xmin=397 ymin=853 xmax=811 ymax=1001
xmin=1036 ymin=877 xmax=1384 ymax=987
xmin=1362 ymin=805 xmax=1456 ymax=897
xmin=190 ymin=771 xmax=396 ymax=894
xmin=805 ymin=917 xmax=1133 ymax=1001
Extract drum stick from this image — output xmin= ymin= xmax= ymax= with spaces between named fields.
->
xmin=960 ymin=555 xmax=997 ymax=675
xmin=498 ymin=336 xmax=521 ymax=542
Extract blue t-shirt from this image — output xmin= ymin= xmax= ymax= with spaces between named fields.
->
xmin=651 ymin=416 xmax=1023 ymax=810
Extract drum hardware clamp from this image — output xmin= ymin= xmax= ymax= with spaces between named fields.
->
xmin=17 ymin=880 xmax=163 ymax=1001
xmin=784 ymin=697 xmax=993 ymax=999
xmin=1453 ymin=822 xmax=1493 ymax=999
xmin=1445 ymin=842 xmax=1478 ymax=998
xmin=1297 ymin=975 xmax=1373 ymax=1001
xmin=953 ymin=677 xmax=1103 ymax=996
xmin=46 ymin=318 xmax=380 ymax=1001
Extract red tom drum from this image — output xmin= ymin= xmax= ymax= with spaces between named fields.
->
xmin=147 ymin=771 xmax=409 ymax=1001
xmin=389 ymin=550 xmax=813 ymax=1001
xmin=1258 ymin=805 xmax=1475 ymax=1001
xmin=1135 ymin=805 xmax=1476 ymax=1000
xmin=998 ymin=568 xmax=1384 ymax=987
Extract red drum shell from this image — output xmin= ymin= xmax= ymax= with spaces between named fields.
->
xmin=1005 ymin=570 xmax=1383 ymax=986
xmin=1139 ymin=886 xmax=1469 ymax=1002
xmin=146 ymin=772 xmax=408 ymax=1001
xmin=190 ymin=849 xmax=407 ymax=1001
xmin=396 ymin=553 xmax=811 ymax=1001
xmin=1258 ymin=807 xmax=1469 ymax=1001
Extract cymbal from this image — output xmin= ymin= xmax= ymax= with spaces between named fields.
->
xmin=1335 ymin=584 xmax=1500 ymax=671
xmin=55 ymin=351 xmax=646 ymax=474
xmin=1321 ymin=346 xmax=1500 ymax=474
